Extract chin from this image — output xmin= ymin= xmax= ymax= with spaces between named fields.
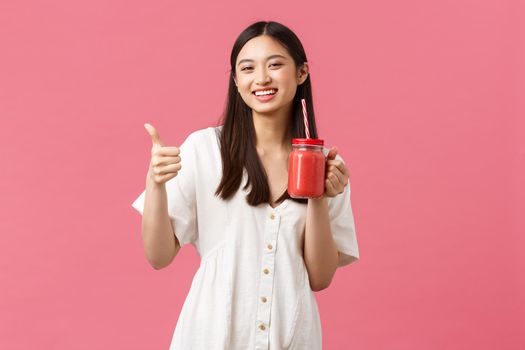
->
xmin=251 ymin=104 xmax=282 ymax=115
xmin=252 ymin=99 xmax=292 ymax=113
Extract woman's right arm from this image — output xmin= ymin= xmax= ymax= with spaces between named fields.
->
xmin=141 ymin=123 xmax=183 ymax=269
xmin=141 ymin=171 xmax=181 ymax=269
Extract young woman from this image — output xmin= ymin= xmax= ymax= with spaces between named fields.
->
xmin=132 ymin=20 xmax=359 ymax=350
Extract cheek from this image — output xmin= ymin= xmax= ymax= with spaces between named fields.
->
xmin=236 ymin=78 xmax=251 ymax=92
xmin=279 ymin=83 xmax=298 ymax=100
xmin=275 ymin=70 xmax=298 ymax=91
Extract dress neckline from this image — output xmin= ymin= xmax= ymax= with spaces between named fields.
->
xmin=267 ymin=197 xmax=290 ymax=212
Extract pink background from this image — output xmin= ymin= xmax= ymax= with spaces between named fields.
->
xmin=1 ymin=0 xmax=524 ymax=349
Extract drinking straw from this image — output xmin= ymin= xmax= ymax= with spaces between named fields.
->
xmin=301 ymin=98 xmax=311 ymax=139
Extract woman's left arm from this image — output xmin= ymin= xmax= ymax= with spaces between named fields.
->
xmin=304 ymin=147 xmax=348 ymax=292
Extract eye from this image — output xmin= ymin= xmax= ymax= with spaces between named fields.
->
xmin=241 ymin=66 xmax=253 ymax=71
xmin=270 ymin=63 xmax=282 ymax=68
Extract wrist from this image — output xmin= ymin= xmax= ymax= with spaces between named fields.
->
xmin=308 ymin=196 xmax=327 ymax=205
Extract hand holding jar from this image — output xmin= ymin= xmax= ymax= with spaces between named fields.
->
xmin=322 ymin=146 xmax=349 ymax=198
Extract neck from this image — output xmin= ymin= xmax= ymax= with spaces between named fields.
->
xmin=252 ymin=104 xmax=293 ymax=156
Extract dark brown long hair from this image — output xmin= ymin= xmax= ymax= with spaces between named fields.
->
xmin=214 ymin=21 xmax=320 ymax=206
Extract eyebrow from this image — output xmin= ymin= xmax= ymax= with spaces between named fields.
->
xmin=237 ymin=54 xmax=287 ymax=66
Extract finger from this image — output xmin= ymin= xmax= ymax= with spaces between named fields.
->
xmin=152 ymin=155 xmax=181 ymax=167
xmin=154 ymin=163 xmax=181 ymax=175
xmin=326 ymin=159 xmax=347 ymax=176
xmin=327 ymin=172 xmax=343 ymax=193
xmin=327 ymin=163 xmax=348 ymax=179
xmin=325 ymin=176 xmax=336 ymax=195
xmin=326 ymin=146 xmax=338 ymax=160
xmin=328 ymin=168 xmax=345 ymax=187
xmin=156 ymin=146 xmax=180 ymax=157
xmin=144 ymin=123 xmax=165 ymax=147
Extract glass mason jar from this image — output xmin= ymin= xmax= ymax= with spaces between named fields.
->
xmin=288 ymin=138 xmax=326 ymax=198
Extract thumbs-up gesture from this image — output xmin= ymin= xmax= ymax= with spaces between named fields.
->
xmin=144 ymin=123 xmax=182 ymax=185
xmin=323 ymin=146 xmax=349 ymax=198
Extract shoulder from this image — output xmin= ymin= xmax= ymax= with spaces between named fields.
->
xmin=186 ymin=125 xmax=222 ymax=143
xmin=180 ymin=125 xmax=222 ymax=151
xmin=183 ymin=126 xmax=223 ymax=170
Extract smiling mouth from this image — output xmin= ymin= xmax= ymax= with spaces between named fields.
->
xmin=252 ymin=89 xmax=278 ymax=96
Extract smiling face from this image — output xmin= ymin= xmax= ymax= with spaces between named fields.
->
xmin=234 ymin=35 xmax=309 ymax=116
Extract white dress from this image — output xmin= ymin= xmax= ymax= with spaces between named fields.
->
xmin=131 ymin=125 xmax=360 ymax=350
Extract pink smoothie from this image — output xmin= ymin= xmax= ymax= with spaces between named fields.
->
xmin=288 ymin=138 xmax=325 ymax=198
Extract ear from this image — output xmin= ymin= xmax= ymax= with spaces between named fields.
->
xmin=297 ymin=62 xmax=309 ymax=85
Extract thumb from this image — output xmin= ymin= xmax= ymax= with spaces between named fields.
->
xmin=144 ymin=123 xmax=164 ymax=147
xmin=326 ymin=146 xmax=338 ymax=160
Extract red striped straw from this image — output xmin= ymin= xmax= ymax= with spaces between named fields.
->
xmin=301 ymin=98 xmax=311 ymax=139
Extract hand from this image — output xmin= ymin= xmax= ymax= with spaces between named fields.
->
xmin=323 ymin=146 xmax=349 ymax=198
xmin=144 ymin=123 xmax=182 ymax=185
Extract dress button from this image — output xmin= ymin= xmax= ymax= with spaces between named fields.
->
xmin=267 ymin=244 xmax=273 ymax=251
xmin=261 ymin=296 xmax=267 ymax=303
xmin=263 ymin=268 xmax=270 ymax=275
xmin=259 ymin=324 xmax=266 ymax=331
xmin=270 ymin=213 xmax=275 ymax=220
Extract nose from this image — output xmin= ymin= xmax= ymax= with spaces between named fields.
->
xmin=255 ymin=67 xmax=271 ymax=85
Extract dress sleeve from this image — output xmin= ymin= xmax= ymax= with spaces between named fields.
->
xmin=327 ymin=154 xmax=360 ymax=268
xmin=131 ymin=132 xmax=198 ymax=248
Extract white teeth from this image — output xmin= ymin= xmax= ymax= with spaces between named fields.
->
xmin=254 ymin=89 xmax=276 ymax=96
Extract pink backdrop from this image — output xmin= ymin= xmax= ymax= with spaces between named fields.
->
xmin=1 ymin=0 xmax=524 ymax=349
